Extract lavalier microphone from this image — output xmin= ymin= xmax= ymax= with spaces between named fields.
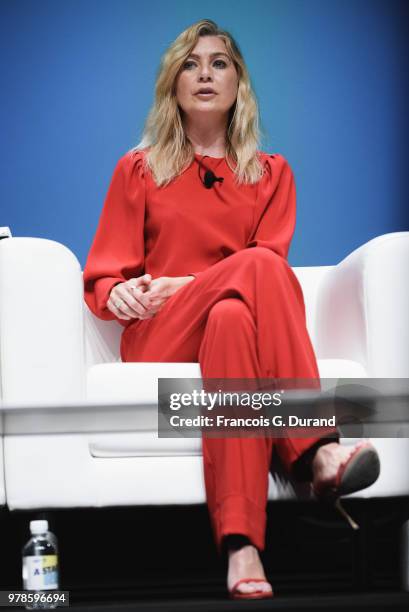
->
xmin=197 ymin=156 xmax=224 ymax=189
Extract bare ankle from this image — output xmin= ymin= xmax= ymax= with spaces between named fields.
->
xmin=224 ymin=534 xmax=252 ymax=554
xmin=293 ymin=439 xmax=340 ymax=482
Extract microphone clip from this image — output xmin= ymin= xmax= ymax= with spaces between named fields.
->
xmin=197 ymin=156 xmax=224 ymax=189
xmin=204 ymin=170 xmax=224 ymax=189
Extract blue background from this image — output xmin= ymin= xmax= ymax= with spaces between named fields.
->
xmin=1 ymin=0 xmax=408 ymax=267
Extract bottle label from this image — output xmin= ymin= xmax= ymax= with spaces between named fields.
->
xmin=23 ymin=555 xmax=59 ymax=590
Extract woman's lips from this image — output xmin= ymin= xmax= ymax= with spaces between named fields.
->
xmin=195 ymin=92 xmax=217 ymax=98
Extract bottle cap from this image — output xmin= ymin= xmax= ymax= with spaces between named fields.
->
xmin=30 ymin=520 xmax=49 ymax=535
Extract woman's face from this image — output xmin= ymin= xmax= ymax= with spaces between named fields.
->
xmin=175 ymin=35 xmax=239 ymax=122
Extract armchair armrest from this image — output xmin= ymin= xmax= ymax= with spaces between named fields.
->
xmin=315 ymin=232 xmax=409 ymax=376
xmin=0 ymin=238 xmax=86 ymax=403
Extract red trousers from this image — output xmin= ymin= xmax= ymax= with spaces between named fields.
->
xmin=121 ymin=247 xmax=337 ymax=552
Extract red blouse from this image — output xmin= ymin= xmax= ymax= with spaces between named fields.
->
xmin=83 ymin=150 xmax=296 ymax=327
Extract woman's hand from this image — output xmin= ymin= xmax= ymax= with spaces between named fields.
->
xmin=145 ymin=276 xmax=194 ymax=310
xmin=108 ymin=274 xmax=194 ymax=320
xmin=108 ymin=274 xmax=155 ymax=320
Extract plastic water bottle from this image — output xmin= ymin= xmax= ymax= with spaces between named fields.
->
xmin=22 ymin=520 xmax=59 ymax=609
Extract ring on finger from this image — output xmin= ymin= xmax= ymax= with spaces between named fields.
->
xmin=115 ymin=299 xmax=123 ymax=309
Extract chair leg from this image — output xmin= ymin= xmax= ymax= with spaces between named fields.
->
xmin=401 ymin=519 xmax=409 ymax=590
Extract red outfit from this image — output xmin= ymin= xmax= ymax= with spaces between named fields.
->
xmin=83 ymin=150 xmax=337 ymax=552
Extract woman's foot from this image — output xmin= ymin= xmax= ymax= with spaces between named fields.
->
xmin=311 ymin=440 xmax=379 ymax=496
xmin=226 ymin=539 xmax=272 ymax=596
xmin=311 ymin=441 xmax=355 ymax=492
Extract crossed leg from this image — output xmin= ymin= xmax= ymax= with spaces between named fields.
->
xmin=120 ymin=247 xmax=338 ymax=593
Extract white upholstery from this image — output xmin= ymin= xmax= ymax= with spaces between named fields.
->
xmin=0 ymin=232 xmax=408 ymax=510
xmin=5 ymin=433 xmax=409 ymax=509
xmin=86 ymin=359 xmax=367 ymax=404
xmin=315 ymin=232 xmax=409 ymax=376
xmin=0 ymin=238 xmax=86 ymax=403
xmin=0 ymin=438 xmax=5 ymax=506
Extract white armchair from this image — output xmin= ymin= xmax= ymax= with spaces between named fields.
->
xmin=0 ymin=232 xmax=408 ymax=511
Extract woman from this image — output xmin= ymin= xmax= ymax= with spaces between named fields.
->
xmin=83 ymin=19 xmax=380 ymax=600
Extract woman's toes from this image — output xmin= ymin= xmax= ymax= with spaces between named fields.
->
xmin=235 ymin=580 xmax=272 ymax=594
xmin=227 ymin=543 xmax=271 ymax=593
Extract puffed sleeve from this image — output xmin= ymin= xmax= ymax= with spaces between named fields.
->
xmin=83 ymin=151 xmax=146 ymax=320
xmin=246 ymin=153 xmax=296 ymax=260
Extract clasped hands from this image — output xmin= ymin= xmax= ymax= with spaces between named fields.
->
xmin=107 ymin=274 xmax=194 ymax=320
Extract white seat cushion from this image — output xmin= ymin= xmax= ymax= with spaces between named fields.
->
xmin=87 ymin=362 xmax=202 ymax=403
xmin=86 ymin=359 xmax=367 ymax=404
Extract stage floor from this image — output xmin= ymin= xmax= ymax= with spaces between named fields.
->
xmin=58 ymin=591 xmax=409 ymax=611
xmin=2 ymin=497 xmax=409 ymax=610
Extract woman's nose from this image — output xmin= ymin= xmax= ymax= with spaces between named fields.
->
xmin=198 ymin=64 xmax=212 ymax=81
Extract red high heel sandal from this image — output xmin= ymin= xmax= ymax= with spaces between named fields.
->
xmin=229 ymin=578 xmax=274 ymax=600
xmin=312 ymin=440 xmax=381 ymax=529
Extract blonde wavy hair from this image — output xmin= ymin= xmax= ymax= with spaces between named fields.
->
xmin=132 ymin=19 xmax=265 ymax=187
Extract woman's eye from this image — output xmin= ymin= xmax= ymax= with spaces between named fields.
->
xmin=182 ymin=59 xmax=228 ymax=70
